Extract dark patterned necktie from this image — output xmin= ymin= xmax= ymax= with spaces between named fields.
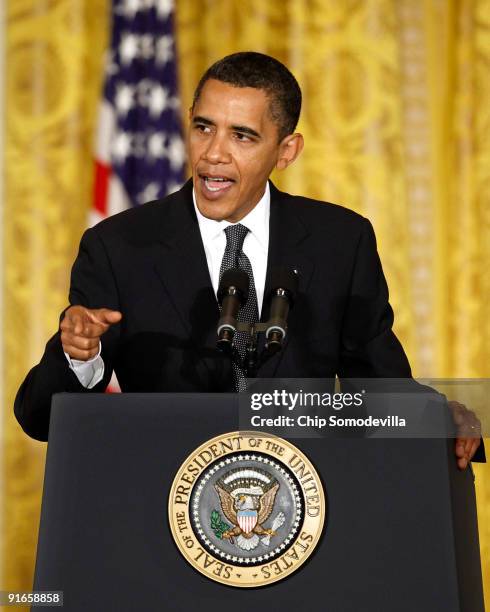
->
xmin=219 ymin=224 xmax=259 ymax=391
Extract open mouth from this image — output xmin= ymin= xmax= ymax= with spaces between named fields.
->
xmin=199 ymin=174 xmax=235 ymax=193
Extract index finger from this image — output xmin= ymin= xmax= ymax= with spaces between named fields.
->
xmin=76 ymin=320 xmax=109 ymax=338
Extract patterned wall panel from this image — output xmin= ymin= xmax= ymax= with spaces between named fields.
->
xmin=3 ymin=0 xmax=109 ymax=591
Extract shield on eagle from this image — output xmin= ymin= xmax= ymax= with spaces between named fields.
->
xmin=237 ymin=510 xmax=258 ymax=534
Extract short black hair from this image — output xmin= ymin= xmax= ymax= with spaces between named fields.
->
xmin=192 ymin=51 xmax=302 ymax=141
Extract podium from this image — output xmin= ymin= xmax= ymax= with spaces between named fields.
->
xmin=33 ymin=393 xmax=484 ymax=611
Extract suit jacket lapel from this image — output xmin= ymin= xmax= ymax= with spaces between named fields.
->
xmin=259 ymin=182 xmax=315 ymax=377
xmin=153 ymin=180 xmax=219 ymax=347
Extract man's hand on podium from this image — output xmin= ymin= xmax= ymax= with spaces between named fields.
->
xmin=60 ymin=305 xmax=122 ymax=361
xmin=449 ymin=401 xmax=482 ymax=470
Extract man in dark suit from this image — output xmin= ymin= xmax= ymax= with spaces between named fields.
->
xmin=14 ymin=52 xmax=482 ymax=466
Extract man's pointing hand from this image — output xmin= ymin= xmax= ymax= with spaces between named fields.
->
xmin=60 ymin=305 xmax=122 ymax=361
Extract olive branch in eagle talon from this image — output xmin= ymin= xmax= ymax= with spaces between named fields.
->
xmin=210 ymin=510 xmax=231 ymax=540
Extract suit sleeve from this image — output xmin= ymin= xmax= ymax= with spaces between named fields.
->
xmin=14 ymin=226 xmax=121 ymax=441
xmin=338 ymin=218 xmax=411 ymax=378
xmin=337 ymin=218 xmax=485 ymax=462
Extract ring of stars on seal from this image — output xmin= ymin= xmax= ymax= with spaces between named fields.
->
xmin=191 ymin=453 xmax=303 ymax=565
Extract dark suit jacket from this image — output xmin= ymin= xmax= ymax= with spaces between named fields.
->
xmin=14 ymin=179 xmax=431 ymax=442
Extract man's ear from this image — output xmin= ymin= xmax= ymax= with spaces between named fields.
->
xmin=276 ymin=133 xmax=304 ymax=170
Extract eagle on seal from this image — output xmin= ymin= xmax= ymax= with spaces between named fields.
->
xmin=214 ymin=468 xmax=281 ymax=543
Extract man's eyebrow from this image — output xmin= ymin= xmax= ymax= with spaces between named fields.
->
xmin=192 ymin=116 xmax=215 ymax=126
xmin=192 ymin=116 xmax=261 ymax=139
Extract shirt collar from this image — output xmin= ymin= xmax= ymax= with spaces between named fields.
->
xmin=193 ymin=182 xmax=270 ymax=250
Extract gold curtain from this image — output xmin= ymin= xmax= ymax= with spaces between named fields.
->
xmin=3 ymin=0 xmax=110 ymax=593
xmin=3 ymin=0 xmax=490 ymax=604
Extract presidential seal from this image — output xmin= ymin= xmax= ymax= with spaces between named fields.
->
xmin=168 ymin=432 xmax=325 ymax=587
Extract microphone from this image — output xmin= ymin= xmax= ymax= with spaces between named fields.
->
xmin=216 ymin=268 xmax=249 ymax=351
xmin=265 ymin=267 xmax=299 ymax=353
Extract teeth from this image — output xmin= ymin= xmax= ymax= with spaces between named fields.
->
xmin=203 ymin=176 xmax=233 ymax=192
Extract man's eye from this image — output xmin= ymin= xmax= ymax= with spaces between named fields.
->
xmin=234 ymin=132 xmax=252 ymax=142
xmin=195 ymin=124 xmax=211 ymax=133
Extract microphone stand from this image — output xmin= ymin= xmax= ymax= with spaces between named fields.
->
xmin=245 ymin=323 xmax=259 ymax=378
xmin=234 ymin=322 xmax=279 ymax=379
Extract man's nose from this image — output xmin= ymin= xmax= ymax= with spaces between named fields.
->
xmin=203 ymin=132 xmax=231 ymax=163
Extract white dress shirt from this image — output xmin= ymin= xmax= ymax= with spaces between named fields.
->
xmin=66 ymin=182 xmax=271 ymax=389
xmin=193 ymin=182 xmax=270 ymax=316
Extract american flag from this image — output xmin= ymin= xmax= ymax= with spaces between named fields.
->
xmin=91 ymin=0 xmax=185 ymax=226
xmin=91 ymin=0 xmax=186 ymax=390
